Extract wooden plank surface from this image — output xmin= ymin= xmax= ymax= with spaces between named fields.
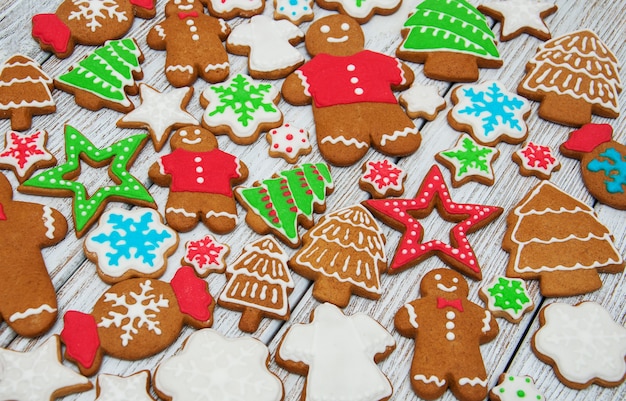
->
xmin=0 ymin=0 xmax=624 ymax=400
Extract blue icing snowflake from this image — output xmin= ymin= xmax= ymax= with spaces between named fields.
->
xmin=587 ymin=147 xmax=626 ymax=194
xmin=85 ymin=207 xmax=178 ymax=280
xmin=453 ymin=81 xmax=530 ymax=145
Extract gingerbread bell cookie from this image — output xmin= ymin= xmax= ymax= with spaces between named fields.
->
xmin=395 ymin=268 xmax=499 ymax=401
xmin=60 ymin=266 xmax=214 ymax=376
xmin=560 ymin=123 xmax=626 ymax=209
xmin=149 ymin=126 xmax=248 ymax=234
xmin=281 ymin=14 xmax=421 ymax=166
xmin=0 ymin=173 xmax=68 ymax=337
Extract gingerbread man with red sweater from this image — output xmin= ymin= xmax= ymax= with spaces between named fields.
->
xmin=149 ymin=126 xmax=248 ymax=234
xmin=395 ymin=268 xmax=499 ymax=401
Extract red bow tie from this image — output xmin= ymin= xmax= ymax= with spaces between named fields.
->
xmin=437 ymin=297 xmax=463 ymax=312
xmin=178 ymin=11 xmax=199 ymax=19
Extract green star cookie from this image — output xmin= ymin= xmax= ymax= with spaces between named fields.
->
xmin=20 ymin=125 xmax=155 ymax=237
xmin=436 ymin=134 xmax=499 ymax=187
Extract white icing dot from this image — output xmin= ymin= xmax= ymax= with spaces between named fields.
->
xmin=446 ymin=322 xmax=455 ymax=329
xmin=320 ymin=25 xmax=330 ymax=33
xmin=186 ymin=20 xmax=194 ymax=26
xmin=196 ymin=167 xmax=203 ymax=173
xmin=446 ymin=332 xmax=455 ymax=341
xmin=197 ymin=177 xmax=204 ymax=184
xmin=192 ymin=34 xmax=199 ymax=41
xmin=435 ymin=274 xmax=442 ymax=280
xmin=350 ymin=77 xmax=359 ymax=84
xmin=347 ymin=64 xmax=356 ymax=71
xmin=446 ymin=311 xmax=455 ymax=319
xmin=190 ymin=26 xmax=197 ymax=32
xmin=354 ymin=88 xmax=364 ymax=95
xmin=194 ymin=157 xmax=202 ymax=162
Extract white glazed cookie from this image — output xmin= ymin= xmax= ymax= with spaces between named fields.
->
xmin=182 ymin=234 xmax=230 ymax=277
xmin=0 ymin=130 xmax=56 ymax=182
xmin=273 ymin=0 xmax=314 ymax=25
xmin=478 ymin=1 xmax=558 ymax=41
xmin=266 ymin=122 xmax=312 ymax=163
xmin=399 ymin=83 xmax=446 ymax=120
xmin=359 ymin=159 xmax=407 ymax=198
xmin=315 ymin=0 xmax=402 ymax=23
xmin=96 ymin=371 xmax=155 ymax=401
xmin=490 ymin=373 xmax=545 ymax=401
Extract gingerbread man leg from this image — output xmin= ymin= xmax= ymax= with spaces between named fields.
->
xmin=201 ymin=194 xmax=238 ymax=234
xmin=165 ymin=57 xmax=197 ymax=88
xmin=164 ymin=192 xmax=201 ymax=232
xmin=451 ymin=372 xmax=489 ymax=401
xmin=313 ymin=104 xmax=370 ymax=166
xmin=368 ymin=103 xmax=421 ymax=156
xmin=410 ymin=370 xmax=449 ymax=400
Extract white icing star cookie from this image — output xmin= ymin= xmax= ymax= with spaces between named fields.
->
xmin=399 ymin=83 xmax=446 ymax=120
xmin=478 ymin=1 xmax=558 ymax=41
xmin=266 ymin=122 xmax=312 ymax=163
xmin=96 ymin=371 xmax=155 ymax=401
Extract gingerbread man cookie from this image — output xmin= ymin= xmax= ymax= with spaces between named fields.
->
xmin=395 ymin=268 xmax=499 ymax=401
xmin=149 ymin=126 xmax=248 ymax=234
xmin=147 ymin=0 xmax=231 ymax=87
xmin=0 ymin=173 xmax=68 ymax=337
xmin=281 ymin=14 xmax=421 ymax=166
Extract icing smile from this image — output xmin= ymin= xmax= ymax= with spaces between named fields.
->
xmin=327 ymin=36 xmax=349 ymax=43
xmin=182 ymin=138 xmax=202 ymax=145
xmin=437 ymin=284 xmax=457 ymax=293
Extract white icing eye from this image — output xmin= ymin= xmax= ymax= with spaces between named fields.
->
xmin=452 ymin=277 xmax=459 ymax=283
xmin=194 ymin=129 xmax=201 ymax=135
xmin=320 ymin=25 xmax=330 ymax=34
xmin=174 ymin=0 xmax=181 ymax=4
xmin=341 ymin=23 xmax=350 ymax=31
xmin=179 ymin=130 xmax=188 ymax=137
xmin=434 ymin=274 xmax=442 ymax=281
xmin=187 ymin=0 xmax=193 ymax=2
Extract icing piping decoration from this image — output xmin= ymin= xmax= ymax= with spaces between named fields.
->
xmin=478 ymin=1 xmax=557 ymax=41
xmin=9 ymin=304 xmax=57 ymax=322
xmin=437 ymin=134 xmax=499 ymax=186
xmin=514 ymin=141 xmax=560 ymax=179
xmin=491 ymin=374 xmax=544 ymax=401
xmin=20 ymin=125 xmax=154 ymax=238
xmin=205 ymin=0 xmax=265 ymax=16
xmin=413 ymin=375 xmax=445 ymax=387
xmin=481 ymin=276 xmax=533 ymax=322
xmin=363 ymin=165 xmax=503 ymax=279
xmin=182 ymin=234 xmax=229 ymax=277
xmin=154 ymin=329 xmax=284 ymax=401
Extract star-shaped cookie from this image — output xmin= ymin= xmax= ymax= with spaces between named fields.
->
xmin=436 ymin=134 xmax=500 ymax=187
xmin=478 ymin=1 xmax=558 ymax=41
xmin=117 ymin=84 xmax=199 ymax=152
xmin=399 ymin=83 xmax=446 ymax=120
xmin=0 ymin=335 xmax=92 ymax=401
xmin=96 ymin=371 xmax=156 ymax=401
xmin=0 ymin=130 xmax=56 ymax=182
xmin=19 ymin=125 xmax=155 ymax=237
xmin=363 ymin=165 xmax=503 ymax=279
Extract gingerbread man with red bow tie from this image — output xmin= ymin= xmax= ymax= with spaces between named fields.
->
xmin=395 ymin=268 xmax=499 ymax=401
xmin=147 ymin=0 xmax=231 ymax=87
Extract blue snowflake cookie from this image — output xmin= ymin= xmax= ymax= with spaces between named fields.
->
xmin=449 ymin=80 xmax=531 ymax=146
xmin=84 ymin=207 xmax=179 ymax=283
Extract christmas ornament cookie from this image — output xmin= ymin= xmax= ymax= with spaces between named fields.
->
xmin=478 ymin=1 xmax=558 ymax=41
xmin=20 ymin=125 xmax=155 ymax=238
xmin=281 ymin=14 xmax=421 ymax=166
xmin=512 ymin=141 xmax=560 ymax=180
xmin=0 ymin=336 xmax=92 ymax=400
xmin=96 ymin=371 xmax=156 ymax=401
xmin=397 ymin=0 xmax=502 ymax=82
xmin=0 ymin=130 xmax=56 ymax=183
xmin=315 ymin=0 xmax=402 ymax=24
xmin=181 ymin=234 xmax=229 ymax=277
xmin=203 ymin=0 xmax=266 ymax=20
xmin=154 ymin=329 xmax=284 ymax=401
xmin=503 ymin=180 xmax=624 ymax=297
xmin=517 ymin=30 xmax=621 ymax=127
xmin=560 ymin=123 xmax=626 ymax=210
xmin=84 ymin=207 xmax=179 ymax=284
xmin=146 ymin=0 xmax=231 ymax=87
xmin=399 ymin=83 xmax=446 ymax=121
xmin=148 ymin=126 xmax=248 ymax=234
xmin=54 ymin=38 xmax=144 ymax=113
xmin=359 ymin=159 xmax=407 ymax=198
xmin=479 ymin=276 xmax=534 ymax=323
xmin=60 ymin=266 xmax=215 ymax=376
xmin=363 ymin=165 xmax=503 ymax=280
xmin=226 ymin=15 xmax=305 ymax=80
xmin=273 ymin=0 xmax=313 ymax=25
xmin=218 ymin=235 xmax=294 ymax=332
xmin=533 ymin=301 xmax=626 ymax=389
xmin=395 ymin=268 xmax=499 ymax=401
xmin=289 ymin=204 xmax=387 ymax=307
xmin=201 ymin=73 xmax=283 ymax=145
xmin=31 ymin=0 xmax=156 ymax=59
xmin=117 ymin=84 xmax=199 ymax=152
xmin=235 ymin=163 xmax=334 ymax=248
xmin=0 ymin=173 xmax=67 ymax=337
xmin=490 ymin=373 xmax=544 ymax=401
xmin=277 ymin=302 xmax=395 ymax=401
xmin=266 ymin=122 xmax=312 ymax=163
xmin=0 ymin=55 xmax=56 ymax=131
xmin=435 ymin=134 xmax=500 ymax=187
xmin=449 ymin=81 xmax=531 ymax=146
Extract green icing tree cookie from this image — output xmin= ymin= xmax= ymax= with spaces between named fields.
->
xmin=235 ymin=163 xmax=334 ymax=248
xmin=397 ymin=0 xmax=502 ymax=82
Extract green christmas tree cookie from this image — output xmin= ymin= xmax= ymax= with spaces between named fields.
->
xmin=235 ymin=163 xmax=334 ymax=248
xmin=55 ymin=38 xmax=144 ymax=113
xmin=396 ymin=0 xmax=502 ymax=82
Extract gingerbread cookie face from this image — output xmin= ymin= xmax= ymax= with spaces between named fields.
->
xmin=449 ymin=81 xmax=531 ymax=146
xmin=512 ymin=141 xmax=560 ymax=180
xmin=518 ymin=30 xmax=621 ymax=127
xmin=155 ymin=329 xmax=284 ymax=401
xmin=394 ymin=268 xmax=499 ymax=401
xmin=315 ymin=0 xmax=402 ymax=24
xmin=479 ymin=276 xmax=534 ymax=323
xmin=84 ymin=207 xmax=179 ymax=284
xmin=61 ymin=266 xmax=215 ymax=376
xmin=181 ymin=233 xmax=229 ymax=277
xmin=533 ymin=301 xmax=626 ymax=388
xmin=0 ymin=130 xmax=56 ymax=183
xmin=226 ymin=15 xmax=304 ymax=80
xmin=435 ymin=134 xmax=499 ymax=187
xmin=201 ymin=73 xmax=283 ymax=145
xmin=396 ymin=0 xmax=502 ymax=82
xmin=0 ymin=55 xmax=56 ymax=131
xmin=503 ymin=180 xmax=624 ymax=297
xmin=277 ymin=302 xmax=395 ymax=401
xmin=478 ymin=1 xmax=558 ymax=42
xmin=359 ymin=159 xmax=407 ymax=198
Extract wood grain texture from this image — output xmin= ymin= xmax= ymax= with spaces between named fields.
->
xmin=0 ymin=0 xmax=624 ymax=400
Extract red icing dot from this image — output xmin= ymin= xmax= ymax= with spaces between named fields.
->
xmin=286 ymin=146 xmax=293 ymax=153
xmin=286 ymin=134 xmax=294 ymax=140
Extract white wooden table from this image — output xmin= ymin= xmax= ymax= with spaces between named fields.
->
xmin=1 ymin=0 xmax=624 ymax=400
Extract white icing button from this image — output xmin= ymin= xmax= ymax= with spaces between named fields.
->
xmin=196 ymin=167 xmax=203 ymax=173
xmin=192 ymin=34 xmax=200 ymax=41
xmin=197 ymin=177 xmax=204 ymax=184
xmin=446 ymin=332 xmax=455 ymax=341
xmin=355 ymin=88 xmax=364 ymax=95
xmin=350 ymin=77 xmax=359 ymax=84
xmin=190 ymin=26 xmax=197 ymax=32
xmin=446 ymin=311 xmax=455 ymax=319
xmin=446 ymin=321 xmax=455 ymax=330
xmin=194 ymin=157 xmax=202 ymax=162
xmin=186 ymin=20 xmax=194 ymax=26
xmin=347 ymin=64 xmax=356 ymax=71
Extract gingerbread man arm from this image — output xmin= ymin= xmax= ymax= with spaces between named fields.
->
xmin=478 ymin=307 xmax=499 ymax=344
xmin=148 ymin=158 xmax=172 ymax=187
xmin=392 ymin=62 xmax=415 ymax=92
xmin=41 ymin=206 xmax=69 ymax=246
xmin=281 ymin=72 xmax=312 ymax=106
xmin=395 ymin=300 xmax=421 ymax=338
xmin=209 ymin=17 xmax=231 ymax=41
xmin=147 ymin=21 xmax=168 ymax=50
xmin=234 ymin=159 xmax=249 ymax=185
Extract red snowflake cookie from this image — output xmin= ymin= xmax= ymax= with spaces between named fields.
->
xmin=0 ymin=130 xmax=56 ymax=182
xmin=513 ymin=141 xmax=560 ymax=180
xmin=359 ymin=159 xmax=407 ymax=198
xmin=182 ymin=234 xmax=230 ymax=277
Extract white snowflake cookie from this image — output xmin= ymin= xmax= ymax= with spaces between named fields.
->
xmin=154 ymin=329 xmax=284 ymax=401
xmin=359 ymin=159 xmax=407 ymax=198
xmin=533 ymin=301 xmax=626 ymax=388
xmin=449 ymin=80 xmax=531 ymax=146
xmin=84 ymin=207 xmax=179 ymax=284
xmin=266 ymin=122 xmax=312 ymax=163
